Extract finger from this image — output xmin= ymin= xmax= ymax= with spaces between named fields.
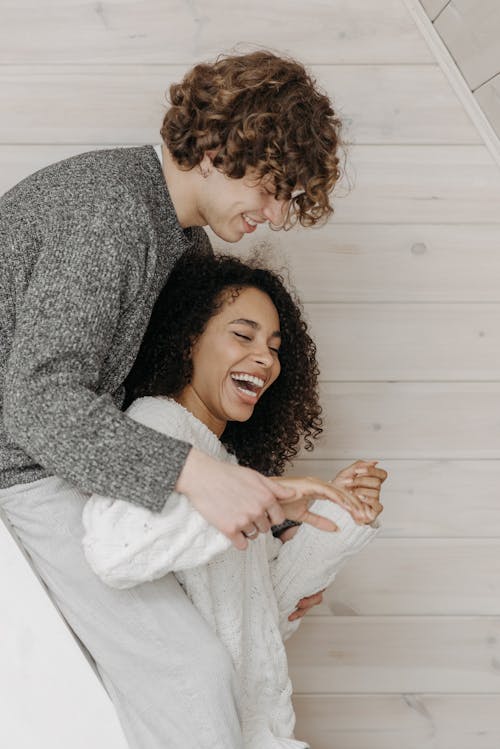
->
xmin=338 ymin=467 xmax=385 ymax=490
xmin=364 ymin=500 xmax=383 ymax=517
xmin=253 ymin=515 xmax=272 ymax=533
xmin=230 ymin=532 xmax=249 ymax=551
xmin=357 ymin=501 xmax=383 ymax=521
xmin=288 ymin=609 xmax=306 ymax=622
xmin=335 ymin=460 xmax=375 ymax=481
xmin=263 ymin=499 xmax=287 ymax=527
xmin=346 ymin=473 xmax=387 ymax=492
xmin=330 ymin=486 xmax=374 ymax=522
xmin=353 ymin=488 xmax=380 ymax=503
xmin=297 ymin=592 xmax=324 ymax=608
xmin=241 ymin=523 xmax=261 ymax=538
xmin=264 ymin=476 xmax=297 ymax=501
xmin=351 ymin=477 xmax=382 ymax=491
xmin=302 ymin=511 xmax=339 ymax=533
xmin=356 ymin=493 xmax=382 ymax=511
xmin=305 ymin=480 xmax=368 ymax=518
xmin=356 ymin=466 xmax=387 ymax=481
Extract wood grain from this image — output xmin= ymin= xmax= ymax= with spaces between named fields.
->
xmin=285 ymin=616 xmax=500 ymax=692
xmin=287 ymin=459 xmax=500 ymax=538
xmin=214 ymin=224 xmax=500 ymax=303
xmin=311 ymin=382 xmax=500 ymax=459
xmin=305 ymin=303 xmax=500 ymax=381
xmin=0 ymin=64 xmax=479 ymax=145
xmin=0 ymin=0 xmax=433 ymax=65
xmin=306 ymin=539 xmax=500 ymax=616
xmin=292 ymin=693 xmax=500 ymax=749
xmin=3 ymin=145 xmax=500 ymax=224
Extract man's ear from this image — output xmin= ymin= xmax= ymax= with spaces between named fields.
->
xmin=201 ymin=149 xmax=220 ymax=168
xmin=199 ymin=151 xmax=216 ymax=178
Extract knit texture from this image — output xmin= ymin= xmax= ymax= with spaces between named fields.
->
xmin=83 ymin=397 xmax=380 ymax=749
xmin=0 ymin=146 xmax=212 ymax=510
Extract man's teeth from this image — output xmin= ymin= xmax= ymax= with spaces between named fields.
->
xmin=231 ymin=373 xmax=265 ymax=388
xmin=243 ymin=215 xmax=258 ymax=227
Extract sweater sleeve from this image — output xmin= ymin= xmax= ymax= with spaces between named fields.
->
xmin=81 ymin=398 xmax=233 ymax=589
xmin=3 ymin=202 xmax=191 ymax=511
xmin=82 ymin=489 xmax=233 ymax=589
xmin=268 ymin=500 xmax=380 ymax=641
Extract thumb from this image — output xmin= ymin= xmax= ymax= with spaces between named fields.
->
xmin=303 ymin=511 xmax=338 ymax=533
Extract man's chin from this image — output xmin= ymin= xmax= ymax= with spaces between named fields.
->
xmin=210 ymin=223 xmax=244 ymax=243
xmin=215 ymin=231 xmax=242 ymax=244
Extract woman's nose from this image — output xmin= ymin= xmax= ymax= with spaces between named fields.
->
xmin=251 ymin=345 xmax=273 ymax=368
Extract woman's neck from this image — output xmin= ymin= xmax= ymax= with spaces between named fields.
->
xmin=173 ymin=386 xmax=226 ymax=438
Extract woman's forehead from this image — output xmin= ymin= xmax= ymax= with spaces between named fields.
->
xmin=216 ymin=286 xmax=280 ymax=325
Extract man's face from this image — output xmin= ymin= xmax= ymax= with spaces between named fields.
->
xmin=197 ymin=156 xmax=293 ymax=243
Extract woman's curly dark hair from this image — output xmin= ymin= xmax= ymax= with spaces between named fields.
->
xmin=160 ymin=49 xmax=344 ymax=229
xmin=124 ymin=251 xmax=323 ymax=476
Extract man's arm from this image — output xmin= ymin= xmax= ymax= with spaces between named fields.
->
xmin=3 ymin=205 xmax=190 ymax=511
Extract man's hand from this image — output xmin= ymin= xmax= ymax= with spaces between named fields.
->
xmin=176 ymin=448 xmax=297 ymax=550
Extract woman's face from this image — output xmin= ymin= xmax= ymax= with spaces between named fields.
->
xmin=176 ymin=286 xmax=282 ymax=437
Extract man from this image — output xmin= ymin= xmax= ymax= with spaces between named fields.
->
xmin=0 ymin=50 xmax=379 ymax=748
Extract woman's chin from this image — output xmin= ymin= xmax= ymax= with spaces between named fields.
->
xmin=224 ymin=400 xmax=256 ymax=423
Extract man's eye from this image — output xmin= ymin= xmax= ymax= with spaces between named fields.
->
xmin=234 ymin=332 xmax=251 ymax=341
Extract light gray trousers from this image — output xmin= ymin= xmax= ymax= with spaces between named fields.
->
xmin=0 ymin=476 xmax=244 ymax=749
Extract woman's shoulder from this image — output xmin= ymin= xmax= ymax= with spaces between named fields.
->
xmin=125 ymin=396 xmax=234 ymax=462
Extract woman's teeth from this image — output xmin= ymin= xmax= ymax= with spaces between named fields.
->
xmin=236 ymin=385 xmax=257 ymax=398
xmin=230 ymin=373 xmax=264 ymax=398
xmin=231 ymin=373 xmax=265 ymax=387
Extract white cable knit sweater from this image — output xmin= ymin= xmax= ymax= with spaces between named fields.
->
xmin=82 ymin=397 xmax=380 ymax=748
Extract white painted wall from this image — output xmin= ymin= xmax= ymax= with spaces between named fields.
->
xmin=1 ymin=1 xmax=500 ymax=747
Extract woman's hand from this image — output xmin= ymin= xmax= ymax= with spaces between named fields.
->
xmin=288 ymin=589 xmax=326 ymax=622
xmin=270 ymin=475 xmax=375 ymax=528
xmin=330 ymin=459 xmax=387 ymax=523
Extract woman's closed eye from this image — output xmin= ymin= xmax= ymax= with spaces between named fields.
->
xmin=233 ymin=332 xmax=280 ymax=355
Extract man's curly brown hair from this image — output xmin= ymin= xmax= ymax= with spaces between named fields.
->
xmin=160 ymin=50 xmax=343 ymax=229
xmin=124 ymin=251 xmax=323 ymax=476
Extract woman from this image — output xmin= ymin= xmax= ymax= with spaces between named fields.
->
xmin=82 ymin=251 xmax=385 ymax=748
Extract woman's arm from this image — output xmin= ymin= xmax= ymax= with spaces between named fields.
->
xmin=267 ymin=499 xmax=380 ymax=640
xmin=82 ymin=489 xmax=233 ymax=589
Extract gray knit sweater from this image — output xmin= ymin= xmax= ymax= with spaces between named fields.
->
xmin=0 ymin=145 xmax=212 ymax=511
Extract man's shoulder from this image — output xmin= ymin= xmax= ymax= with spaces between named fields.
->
xmin=0 ymin=146 xmax=158 ymax=215
xmin=189 ymin=226 xmax=214 ymax=257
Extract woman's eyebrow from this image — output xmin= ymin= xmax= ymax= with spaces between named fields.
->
xmin=229 ymin=318 xmax=281 ymax=338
